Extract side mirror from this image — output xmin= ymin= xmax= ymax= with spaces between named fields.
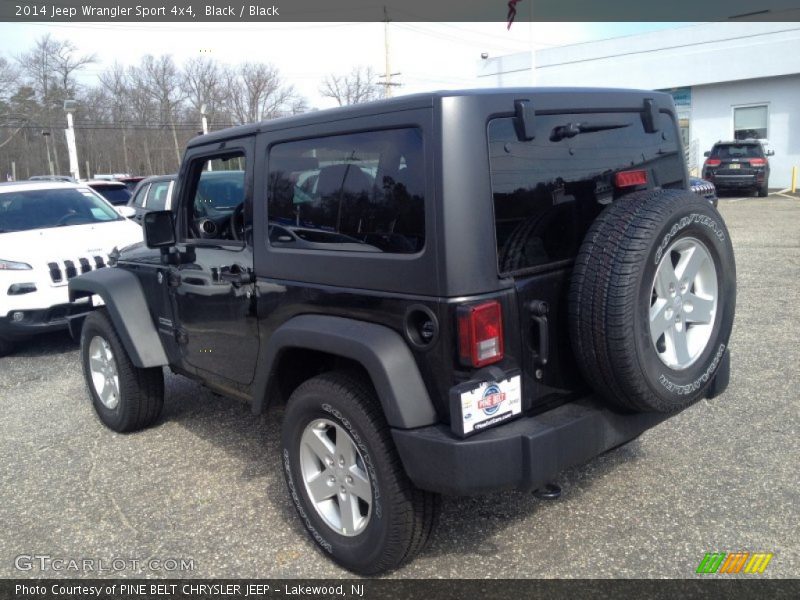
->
xmin=143 ymin=210 xmax=176 ymax=248
xmin=703 ymin=151 xmax=711 ymax=157
xmin=766 ymin=150 xmax=775 ymax=156
xmin=116 ymin=205 xmax=136 ymax=219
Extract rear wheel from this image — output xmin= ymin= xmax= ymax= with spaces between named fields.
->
xmin=281 ymin=371 xmax=439 ymax=575
xmin=80 ymin=310 xmax=164 ymax=432
xmin=569 ymin=189 xmax=736 ymax=412
xmin=758 ymin=183 xmax=769 ymax=197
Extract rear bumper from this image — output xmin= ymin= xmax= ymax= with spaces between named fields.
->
xmin=392 ymin=397 xmax=670 ymax=495
xmin=707 ymin=174 xmax=762 ymax=188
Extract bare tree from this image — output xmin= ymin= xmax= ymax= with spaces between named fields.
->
xmin=16 ymin=35 xmax=58 ymax=104
xmin=98 ymin=62 xmax=132 ymax=173
xmin=320 ymin=66 xmax=380 ymax=106
xmin=52 ymin=40 xmax=96 ymax=98
xmin=129 ymin=55 xmax=186 ymax=166
xmin=224 ymin=62 xmax=304 ymax=124
xmin=182 ymin=57 xmax=229 ymax=129
xmin=0 ymin=56 xmax=19 ymax=101
xmin=16 ymin=36 xmax=94 ymax=175
xmin=16 ymin=35 xmax=63 ymax=171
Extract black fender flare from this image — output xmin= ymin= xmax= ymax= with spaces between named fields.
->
xmin=252 ymin=315 xmax=438 ymax=429
xmin=68 ymin=268 xmax=169 ymax=368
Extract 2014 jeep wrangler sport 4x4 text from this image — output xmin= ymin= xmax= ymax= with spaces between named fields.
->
xmin=68 ymin=89 xmax=736 ymax=575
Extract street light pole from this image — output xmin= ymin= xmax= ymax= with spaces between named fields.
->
xmin=200 ymin=103 xmax=209 ymax=135
xmin=200 ymin=104 xmax=212 ymax=171
xmin=63 ymin=99 xmax=80 ymax=181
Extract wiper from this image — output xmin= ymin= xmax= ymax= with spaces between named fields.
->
xmin=550 ymin=121 xmax=630 ymax=142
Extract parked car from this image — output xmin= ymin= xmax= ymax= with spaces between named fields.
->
xmin=28 ymin=175 xmax=77 ymax=183
xmin=128 ymin=171 xmax=245 ymax=225
xmin=116 ymin=176 xmax=145 ymax=191
xmin=128 ymin=175 xmax=176 ymax=223
xmin=86 ymin=180 xmax=133 ymax=207
xmin=0 ymin=181 xmax=141 ymax=356
xmin=702 ymin=140 xmax=772 ymax=197
xmin=68 ymin=89 xmax=735 ymax=575
xmin=689 ymin=176 xmax=718 ymax=207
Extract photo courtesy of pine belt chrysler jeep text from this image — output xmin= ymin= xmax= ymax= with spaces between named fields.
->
xmin=66 ymin=88 xmax=736 ymax=575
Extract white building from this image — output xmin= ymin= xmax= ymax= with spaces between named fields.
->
xmin=477 ymin=23 xmax=800 ymax=188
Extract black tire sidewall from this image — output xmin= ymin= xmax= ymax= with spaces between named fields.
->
xmin=633 ymin=200 xmax=735 ymax=407
xmin=281 ymin=385 xmax=390 ymax=572
xmin=81 ymin=314 xmax=127 ymax=431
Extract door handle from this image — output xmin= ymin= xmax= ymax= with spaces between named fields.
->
xmin=219 ymin=265 xmax=254 ymax=287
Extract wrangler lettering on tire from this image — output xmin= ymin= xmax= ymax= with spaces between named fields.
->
xmin=569 ymin=189 xmax=736 ymax=413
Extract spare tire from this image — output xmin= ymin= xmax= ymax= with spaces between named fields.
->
xmin=569 ymin=189 xmax=736 ymax=412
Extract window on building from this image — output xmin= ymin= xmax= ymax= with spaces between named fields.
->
xmin=734 ymin=105 xmax=768 ymax=140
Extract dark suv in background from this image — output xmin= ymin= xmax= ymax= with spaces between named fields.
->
xmin=702 ymin=140 xmax=772 ymax=197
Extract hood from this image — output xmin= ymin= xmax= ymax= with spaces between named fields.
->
xmin=0 ymin=219 xmax=143 ymax=267
xmin=118 ymin=240 xmax=163 ymax=266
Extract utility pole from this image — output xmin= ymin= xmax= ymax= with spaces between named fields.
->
xmin=378 ymin=6 xmax=401 ymax=98
xmin=41 ymin=130 xmax=54 ymax=176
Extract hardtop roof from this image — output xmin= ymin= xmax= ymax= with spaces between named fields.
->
xmin=187 ymin=87 xmax=674 ymax=148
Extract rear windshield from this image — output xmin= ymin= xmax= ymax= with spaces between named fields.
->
xmin=488 ymin=111 xmax=683 ymax=274
xmin=0 ymin=188 xmax=121 ymax=232
xmin=710 ymin=144 xmax=764 ymax=159
xmin=92 ymin=185 xmax=132 ymax=205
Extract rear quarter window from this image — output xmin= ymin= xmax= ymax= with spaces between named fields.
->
xmin=267 ymin=128 xmax=425 ymax=254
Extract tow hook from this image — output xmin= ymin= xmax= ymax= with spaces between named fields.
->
xmin=533 ymin=483 xmax=561 ymax=500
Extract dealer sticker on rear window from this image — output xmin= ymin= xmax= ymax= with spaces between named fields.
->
xmin=455 ymin=375 xmax=522 ymax=437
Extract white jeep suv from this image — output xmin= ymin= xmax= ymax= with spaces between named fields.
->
xmin=0 ymin=182 xmax=142 ymax=355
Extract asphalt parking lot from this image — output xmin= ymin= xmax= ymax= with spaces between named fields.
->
xmin=1 ymin=193 xmax=798 ymax=579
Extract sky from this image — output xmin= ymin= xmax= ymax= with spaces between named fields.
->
xmin=0 ymin=21 xmax=692 ymax=109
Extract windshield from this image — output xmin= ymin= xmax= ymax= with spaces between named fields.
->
xmin=0 ymin=187 xmax=121 ymax=232
xmin=711 ymin=144 xmax=764 ymax=159
xmin=194 ymin=171 xmax=244 ymax=213
xmin=92 ymin=185 xmax=132 ymax=206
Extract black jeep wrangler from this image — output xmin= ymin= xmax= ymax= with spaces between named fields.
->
xmin=68 ymin=89 xmax=736 ymax=575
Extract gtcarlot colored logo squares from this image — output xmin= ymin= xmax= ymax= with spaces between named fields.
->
xmin=696 ymin=552 xmax=774 ymax=574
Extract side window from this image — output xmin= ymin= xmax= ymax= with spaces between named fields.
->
xmin=131 ymin=184 xmax=149 ymax=208
xmin=268 ymin=128 xmax=425 ymax=253
xmin=184 ymin=152 xmax=247 ymax=242
xmin=145 ymin=181 xmax=172 ymax=211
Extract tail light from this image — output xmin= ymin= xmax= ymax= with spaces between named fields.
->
xmin=614 ymin=170 xmax=648 ymax=188
xmin=750 ymin=158 xmax=767 ymax=167
xmin=457 ymin=301 xmax=504 ymax=368
xmin=705 ymin=159 xmax=722 ymax=167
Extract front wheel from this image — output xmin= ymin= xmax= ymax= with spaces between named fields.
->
xmin=0 ymin=336 xmax=13 ymax=357
xmin=80 ymin=310 xmax=164 ymax=432
xmin=281 ymin=371 xmax=439 ymax=575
